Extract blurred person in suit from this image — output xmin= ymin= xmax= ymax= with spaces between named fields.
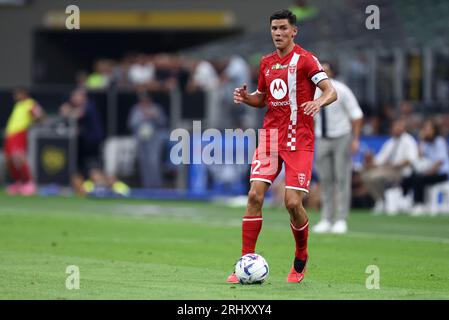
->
xmin=59 ymin=88 xmax=104 ymax=176
xmin=312 ymin=62 xmax=363 ymax=234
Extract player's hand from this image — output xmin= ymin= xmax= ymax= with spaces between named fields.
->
xmin=233 ymin=83 xmax=248 ymax=104
xmin=300 ymin=100 xmax=321 ymax=117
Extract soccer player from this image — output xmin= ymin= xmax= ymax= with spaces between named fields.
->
xmin=228 ymin=9 xmax=337 ymax=283
xmin=3 ymin=88 xmax=44 ymax=196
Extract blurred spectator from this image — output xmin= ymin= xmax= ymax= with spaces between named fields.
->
xmin=435 ymin=113 xmax=449 ymax=139
xmin=361 ymin=119 xmax=418 ymax=213
xmin=59 ymin=88 xmax=104 ymax=176
xmin=169 ymin=55 xmax=191 ymax=91
xmin=186 ymin=57 xmax=219 ymax=92
xmin=289 ymin=0 xmax=318 ymax=21
xmin=86 ymin=59 xmax=113 ymax=90
xmin=220 ymin=55 xmax=252 ymax=128
xmin=112 ymin=53 xmax=134 ymax=89
xmin=128 ymin=92 xmax=167 ymax=189
xmin=72 ymin=168 xmax=130 ymax=197
xmin=344 ymin=53 xmax=369 ymax=106
xmin=153 ymin=54 xmax=181 ymax=92
xmin=313 ymin=61 xmax=364 ymax=234
xmin=361 ymin=115 xmax=381 ymax=136
xmin=3 ymin=88 xmax=45 ymax=196
xmin=351 ymin=171 xmax=375 ymax=208
xmin=75 ymin=70 xmax=89 ymax=88
xmin=377 ymin=103 xmax=396 ymax=135
xmin=400 ymin=119 xmax=449 ymax=215
xmin=397 ymin=101 xmax=422 ymax=136
xmin=185 ymin=56 xmax=221 ymax=127
xmin=128 ymin=54 xmax=156 ymax=88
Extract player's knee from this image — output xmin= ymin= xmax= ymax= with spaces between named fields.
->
xmin=284 ymin=197 xmax=303 ymax=212
xmin=247 ymin=189 xmax=264 ymax=208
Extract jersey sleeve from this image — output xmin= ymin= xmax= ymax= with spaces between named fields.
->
xmin=303 ymin=54 xmax=328 ymax=85
xmin=257 ymin=59 xmax=267 ymax=94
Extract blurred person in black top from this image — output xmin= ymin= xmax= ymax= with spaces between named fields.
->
xmin=59 ymin=88 xmax=104 ymax=176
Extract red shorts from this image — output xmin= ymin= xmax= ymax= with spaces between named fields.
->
xmin=4 ymin=131 xmax=28 ymax=157
xmin=249 ymin=148 xmax=314 ymax=193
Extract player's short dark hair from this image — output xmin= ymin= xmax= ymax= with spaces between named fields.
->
xmin=270 ymin=9 xmax=297 ymax=26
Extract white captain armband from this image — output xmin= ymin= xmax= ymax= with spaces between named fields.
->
xmin=311 ymin=72 xmax=328 ymax=85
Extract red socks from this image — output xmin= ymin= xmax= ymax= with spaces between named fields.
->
xmin=7 ymin=160 xmax=32 ymax=183
xmin=290 ymin=220 xmax=309 ymax=261
xmin=241 ymin=216 xmax=263 ymax=256
xmin=241 ymin=216 xmax=308 ymax=262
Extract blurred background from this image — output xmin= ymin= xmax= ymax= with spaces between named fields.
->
xmin=1 ymin=0 xmax=449 ymax=215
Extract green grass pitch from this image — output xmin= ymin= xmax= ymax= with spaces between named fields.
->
xmin=0 ymin=192 xmax=448 ymax=299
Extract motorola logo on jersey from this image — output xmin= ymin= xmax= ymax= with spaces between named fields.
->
xmin=270 ymin=79 xmax=287 ymax=100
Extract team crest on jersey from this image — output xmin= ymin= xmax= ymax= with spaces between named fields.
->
xmin=289 ymin=64 xmax=296 ymax=74
xmin=298 ymin=173 xmax=306 ymax=186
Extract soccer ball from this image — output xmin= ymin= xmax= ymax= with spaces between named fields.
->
xmin=234 ymin=253 xmax=269 ymax=284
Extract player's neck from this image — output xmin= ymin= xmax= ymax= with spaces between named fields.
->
xmin=276 ymin=42 xmax=296 ymax=59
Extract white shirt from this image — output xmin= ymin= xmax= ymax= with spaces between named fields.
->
xmin=375 ymin=133 xmax=419 ymax=177
xmin=224 ymin=55 xmax=251 ymax=86
xmin=192 ymin=61 xmax=219 ymax=91
xmin=128 ymin=63 xmax=155 ymax=85
xmin=419 ymin=137 xmax=449 ymax=176
xmin=314 ymin=79 xmax=363 ymax=138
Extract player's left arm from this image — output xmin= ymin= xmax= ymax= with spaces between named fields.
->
xmin=301 ymin=79 xmax=337 ymax=117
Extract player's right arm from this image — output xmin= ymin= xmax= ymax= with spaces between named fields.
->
xmin=233 ymin=84 xmax=266 ymax=108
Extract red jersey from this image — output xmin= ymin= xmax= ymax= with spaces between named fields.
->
xmin=257 ymin=44 xmax=328 ymax=151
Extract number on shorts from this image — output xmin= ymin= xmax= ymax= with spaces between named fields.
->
xmin=252 ymin=160 xmax=262 ymax=175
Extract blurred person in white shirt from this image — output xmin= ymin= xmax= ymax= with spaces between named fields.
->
xmin=220 ymin=55 xmax=253 ymax=129
xmin=361 ymin=119 xmax=419 ymax=213
xmin=186 ymin=57 xmax=221 ymax=128
xmin=128 ymin=54 xmax=155 ymax=88
xmin=186 ymin=58 xmax=219 ymax=92
xmin=400 ymin=119 xmax=449 ymax=215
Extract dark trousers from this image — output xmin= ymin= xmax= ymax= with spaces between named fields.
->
xmin=401 ymin=173 xmax=448 ymax=203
